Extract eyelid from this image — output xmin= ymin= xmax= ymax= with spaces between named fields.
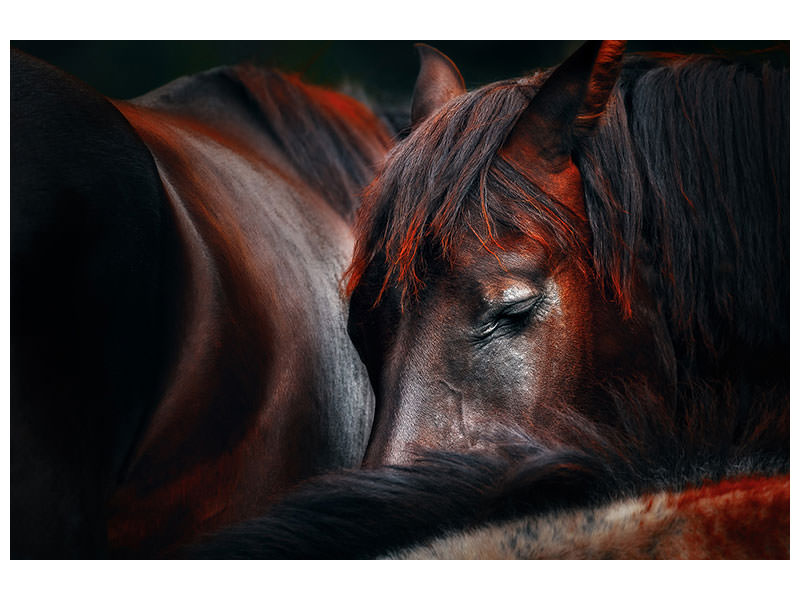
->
xmin=474 ymin=293 xmax=543 ymax=340
xmin=484 ymin=293 xmax=541 ymax=321
xmin=496 ymin=294 xmax=541 ymax=316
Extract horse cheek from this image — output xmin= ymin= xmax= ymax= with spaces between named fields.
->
xmin=465 ymin=280 xmax=590 ymax=438
xmin=536 ymin=276 xmax=590 ymax=381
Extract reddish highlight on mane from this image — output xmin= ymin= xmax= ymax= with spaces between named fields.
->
xmin=344 ymin=76 xmax=591 ymax=309
xmin=348 ymin=50 xmax=788 ymax=351
xmin=232 ymin=65 xmax=392 ymax=221
xmin=294 ymin=77 xmax=385 ymax=133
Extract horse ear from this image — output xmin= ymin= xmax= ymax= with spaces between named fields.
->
xmin=501 ymin=40 xmax=626 ymax=169
xmin=410 ymin=44 xmax=466 ymax=128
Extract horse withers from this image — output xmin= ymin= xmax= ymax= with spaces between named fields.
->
xmin=11 ymin=49 xmax=391 ymax=557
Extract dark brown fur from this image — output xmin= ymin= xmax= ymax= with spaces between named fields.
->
xmin=11 ymin=51 xmax=391 ymax=557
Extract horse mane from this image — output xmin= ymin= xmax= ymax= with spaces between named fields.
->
xmin=345 ymin=51 xmax=788 ymax=377
xmin=345 ymin=70 xmax=591 ymax=307
xmin=135 ymin=64 xmax=390 ymax=221
xmin=226 ymin=65 xmax=393 ymax=221
xmin=578 ymin=53 xmax=788 ymax=370
xmin=182 ymin=377 xmax=787 ymax=559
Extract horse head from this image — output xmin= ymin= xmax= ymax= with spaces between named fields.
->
xmin=347 ymin=41 xmax=678 ymax=466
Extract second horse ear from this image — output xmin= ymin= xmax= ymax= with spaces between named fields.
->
xmin=410 ymin=44 xmax=467 ymax=128
xmin=501 ymin=40 xmax=626 ymax=171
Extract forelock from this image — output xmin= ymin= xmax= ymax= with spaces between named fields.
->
xmin=345 ymin=72 xmax=589 ymax=308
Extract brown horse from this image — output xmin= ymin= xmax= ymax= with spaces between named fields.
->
xmin=181 ymin=41 xmax=788 ymax=560
xmin=346 ymin=41 xmax=788 ymax=468
xmin=11 ymin=50 xmax=391 ymax=557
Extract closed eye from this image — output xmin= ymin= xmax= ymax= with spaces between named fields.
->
xmin=473 ymin=294 xmax=545 ymax=342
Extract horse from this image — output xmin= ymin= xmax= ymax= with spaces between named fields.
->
xmin=10 ymin=49 xmax=392 ymax=558
xmin=183 ymin=41 xmax=788 ymax=559
xmin=344 ymin=41 xmax=788 ymax=465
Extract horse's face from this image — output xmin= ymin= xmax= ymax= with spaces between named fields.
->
xmin=362 ymin=233 xmax=600 ymax=465
xmin=350 ymin=42 xmax=675 ymax=466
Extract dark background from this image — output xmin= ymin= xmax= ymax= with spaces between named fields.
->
xmin=10 ymin=41 xmax=787 ymax=109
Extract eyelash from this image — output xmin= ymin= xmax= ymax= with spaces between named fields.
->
xmin=474 ymin=295 xmax=546 ymax=342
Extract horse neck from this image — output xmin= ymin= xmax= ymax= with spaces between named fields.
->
xmin=229 ymin=65 xmax=392 ymax=222
xmin=131 ymin=65 xmax=392 ymax=222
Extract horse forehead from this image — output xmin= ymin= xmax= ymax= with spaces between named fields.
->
xmin=521 ymin=160 xmax=586 ymax=216
xmin=449 ymin=236 xmax=550 ymax=280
